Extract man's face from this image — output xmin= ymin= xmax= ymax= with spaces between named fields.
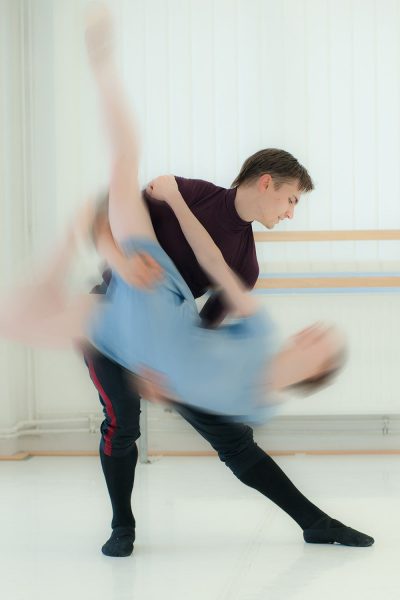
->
xmin=258 ymin=176 xmax=301 ymax=229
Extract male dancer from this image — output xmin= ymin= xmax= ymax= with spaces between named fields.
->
xmin=86 ymin=156 xmax=374 ymax=557
xmin=84 ymin=8 xmax=374 ymax=559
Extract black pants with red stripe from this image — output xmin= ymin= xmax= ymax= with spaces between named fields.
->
xmin=84 ymin=348 xmax=266 ymax=475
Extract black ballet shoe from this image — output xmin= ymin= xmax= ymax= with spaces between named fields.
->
xmin=101 ymin=526 xmax=135 ymax=557
xmin=303 ymin=517 xmax=374 ymax=547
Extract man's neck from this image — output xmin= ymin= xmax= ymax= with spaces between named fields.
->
xmin=234 ymin=185 xmax=258 ymax=223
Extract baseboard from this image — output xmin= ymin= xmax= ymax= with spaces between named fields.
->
xmin=1 ymin=414 xmax=399 ymax=457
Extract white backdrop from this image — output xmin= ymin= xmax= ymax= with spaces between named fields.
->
xmin=21 ymin=0 xmax=400 ymax=271
xmin=1 ymin=0 xmax=400 ymax=450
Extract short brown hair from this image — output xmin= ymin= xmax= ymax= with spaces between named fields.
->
xmin=231 ymin=148 xmax=314 ymax=192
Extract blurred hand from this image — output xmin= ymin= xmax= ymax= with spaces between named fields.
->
xmin=118 ymin=251 xmax=163 ymax=289
xmin=136 ymin=367 xmax=172 ymax=404
xmin=231 ymin=294 xmax=259 ymax=318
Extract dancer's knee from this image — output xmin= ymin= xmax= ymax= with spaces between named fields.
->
xmin=100 ymin=434 xmax=139 ymax=458
xmin=216 ymin=430 xmax=266 ymax=478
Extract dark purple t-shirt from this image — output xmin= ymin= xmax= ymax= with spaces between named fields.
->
xmin=96 ymin=177 xmax=259 ymax=324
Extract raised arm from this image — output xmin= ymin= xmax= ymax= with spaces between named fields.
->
xmin=146 ymin=176 xmax=258 ymax=317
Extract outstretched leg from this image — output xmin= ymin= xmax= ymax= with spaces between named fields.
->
xmin=175 ymin=402 xmax=374 ymax=547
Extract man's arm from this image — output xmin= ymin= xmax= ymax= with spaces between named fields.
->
xmin=199 ymin=263 xmax=259 ymax=327
xmin=147 ymin=176 xmax=258 ymax=317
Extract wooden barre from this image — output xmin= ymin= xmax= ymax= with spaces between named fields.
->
xmin=255 ymin=276 xmax=400 ymax=289
xmin=254 ymin=230 xmax=400 ymax=242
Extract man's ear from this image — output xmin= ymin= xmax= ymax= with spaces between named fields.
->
xmin=257 ymin=173 xmax=272 ymax=193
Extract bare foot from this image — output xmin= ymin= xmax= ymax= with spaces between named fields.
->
xmin=84 ymin=2 xmax=114 ymax=68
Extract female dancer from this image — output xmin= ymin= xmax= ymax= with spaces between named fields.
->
xmin=0 ymin=5 xmax=344 ymax=423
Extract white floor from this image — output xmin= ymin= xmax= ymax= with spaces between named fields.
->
xmin=1 ymin=454 xmax=398 ymax=600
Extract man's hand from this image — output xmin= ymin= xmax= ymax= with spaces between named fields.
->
xmin=146 ymin=175 xmax=179 ymax=204
xmin=231 ymin=293 xmax=259 ymax=318
xmin=118 ymin=252 xmax=163 ymax=289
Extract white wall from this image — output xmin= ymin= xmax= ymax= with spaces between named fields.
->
xmin=1 ymin=0 xmax=400 ymax=451
xmin=0 ymin=0 xmax=34 ymax=442
xmin=32 ymin=0 xmax=400 ymax=268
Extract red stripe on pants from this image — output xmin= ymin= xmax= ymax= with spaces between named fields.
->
xmin=88 ymin=359 xmax=117 ymax=456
